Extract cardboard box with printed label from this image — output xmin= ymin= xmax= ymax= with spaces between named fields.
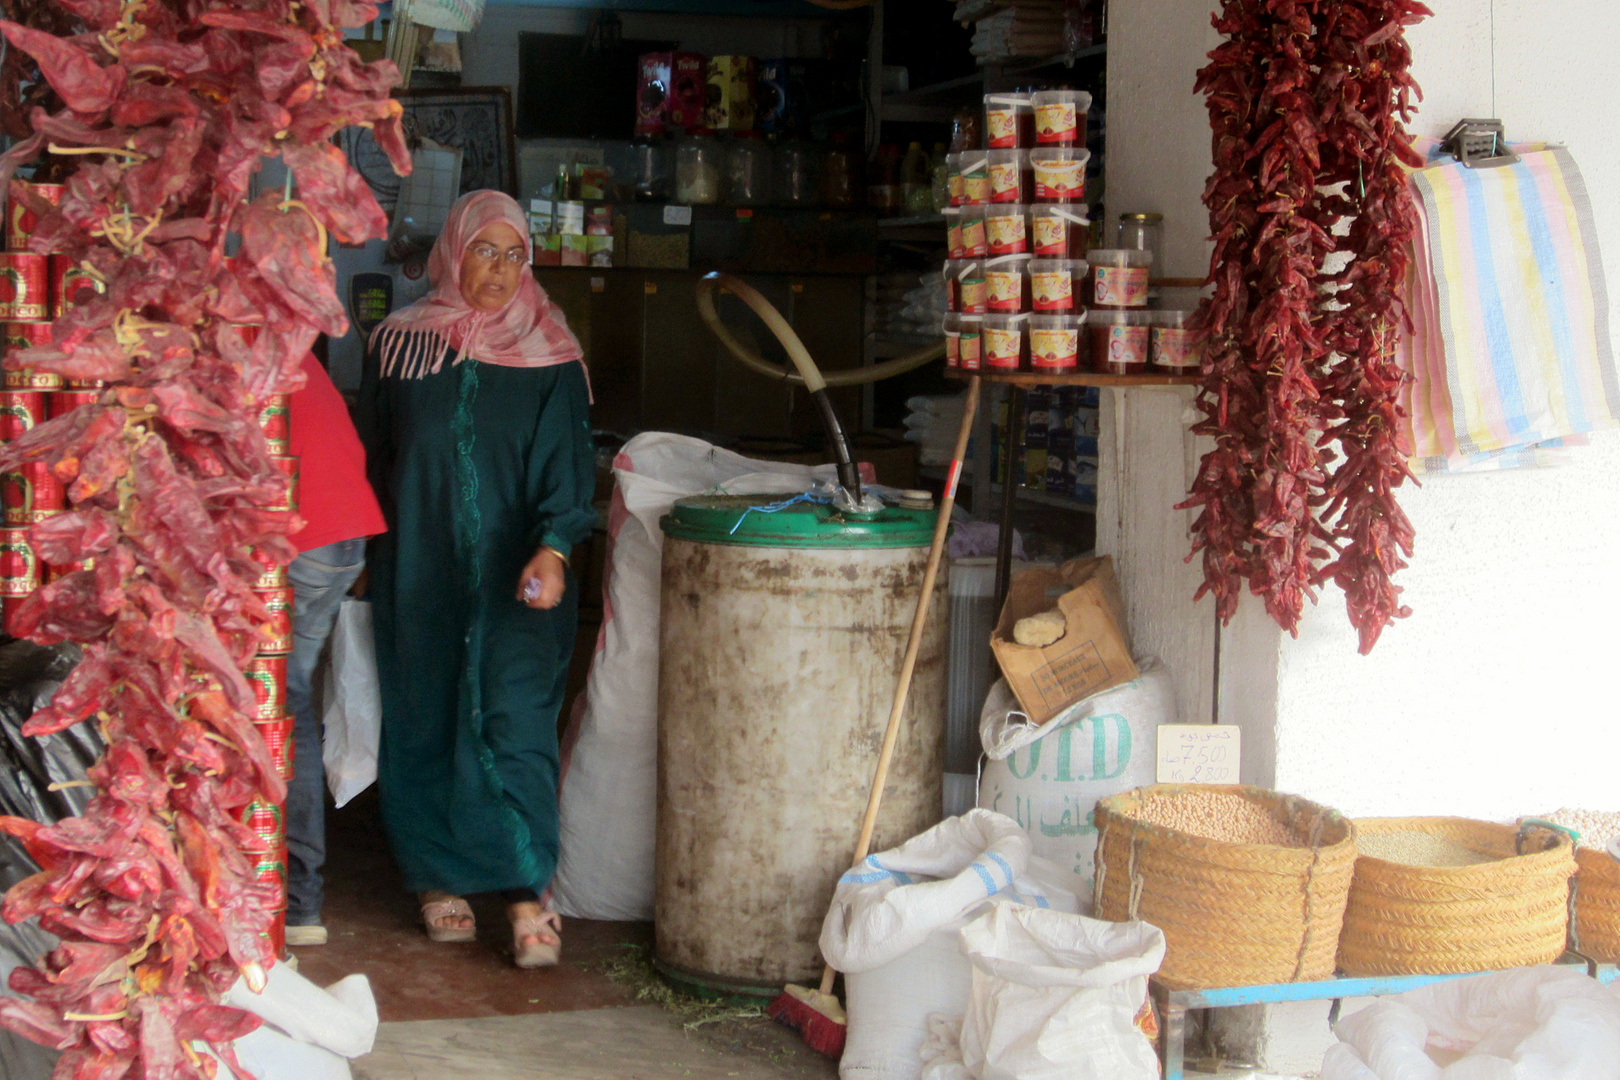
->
xmin=990 ymin=556 xmax=1137 ymax=725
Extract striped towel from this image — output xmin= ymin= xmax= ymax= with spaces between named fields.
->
xmin=1400 ymin=144 xmax=1619 ymax=472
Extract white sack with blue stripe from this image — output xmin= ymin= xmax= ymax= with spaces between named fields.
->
xmin=822 ymin=809 xmax=1080 ymax=1080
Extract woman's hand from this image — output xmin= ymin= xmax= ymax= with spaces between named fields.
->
xmin=517 ymin=547 xmax=567 ymax=609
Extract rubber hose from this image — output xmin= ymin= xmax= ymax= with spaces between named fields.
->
xmin=695 ymin=272 xmax=944 ymax=388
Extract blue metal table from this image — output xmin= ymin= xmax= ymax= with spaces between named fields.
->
xmin=1153 ymin=957 xmax=1620 ymax=1079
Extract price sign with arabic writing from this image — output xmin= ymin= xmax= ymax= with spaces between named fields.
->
xmin=1156 ymin=724 xmax=1241 ymax=785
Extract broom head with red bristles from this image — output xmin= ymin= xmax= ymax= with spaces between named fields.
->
xmin=766 ymin=982 xmax=846 ymax=1059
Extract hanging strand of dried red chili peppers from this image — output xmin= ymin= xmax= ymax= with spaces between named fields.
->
xmin=1182 ymin=0 xmax=1429 ymax=652
xmin=0 ymin=1 xmax=409 ymax=1075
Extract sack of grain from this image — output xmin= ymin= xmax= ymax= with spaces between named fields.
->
xmin=1533 ymin=808 xmax=1620 ymax=962
xmin=977 ymin=662 xmax=1176 ymax=901
xmin=1092 ymin=784 xmax=1355 ymax=989
xmin=1338 ymin=817 xmax=1577 ymax=977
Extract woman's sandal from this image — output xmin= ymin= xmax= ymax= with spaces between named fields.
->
xmin=421 ymin=897 xmax=477 ymax=943
xmin=511 ymin=911 xmax=561 ymax=969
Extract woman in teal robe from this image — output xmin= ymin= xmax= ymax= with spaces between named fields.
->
xmin=358 ymin=190 xmax=593 ymax=967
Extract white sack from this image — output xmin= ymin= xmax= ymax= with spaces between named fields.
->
xmin=1322 ymin=967 xmax=1620 ymax=1080
xmin=320 ymin=599 xmax=381 ymax=808
xmin=976 ymin=661 xmax=1176 ymax=898
xmin=222 ymin=964 xmax=379 ymax=1059
xmin=822 ymin=810 xmax=1080 ymax=1080
xmin=552 ymin=433 xmax=840 ymax=920
xmin=954 ymin=904 xmax=1165 ymax=1080
xmin=212 ymin=1027 xmax=353 ymax=1080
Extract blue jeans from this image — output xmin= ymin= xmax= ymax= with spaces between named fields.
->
xmin=285 ymin=538 xmax=367 ymax=926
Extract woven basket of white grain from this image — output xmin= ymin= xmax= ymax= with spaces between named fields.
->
xmin=1092 ymin=784 xmax=1356 ymax=990
xmin=1536 ymin=809 xmax=1620 ymax=962
xmin=1337 ymin=817 xmax=1576 ymax=977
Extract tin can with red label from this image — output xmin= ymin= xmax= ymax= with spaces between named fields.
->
xmin=46 ymin=556 xmax=92 ymax=583
xmin=0 ymin=254 xmax=48 ymax=321
xmin=266 ymin=913 xmax=286 ymax=956
xmin=254 ymin=716 xmax=295 ymax=781
xmin=0 ymin=530 xmax=38 ymax=598
xmin=259 ymin=394 xmax=290 ymax=454
xmin=4 ymin=367 xmax=61 ymax=391
xmin=245 ymin=654 xmax=287 ymax=719
xmin=49 ymin=256 xmax=105 ymax=318
xmin=237 ymin=798 xmax=285 ymax=845
xmin=255 ymin=585 xmax=293 ymax=654
xmin=49 ymin=390 xmax=100 ymax=421
xmin=269 ymin=455 xmax=300 ymax=512
xmin=2 ymin=322 xmax=55 ymax=390
xmin=0 ymin=392 xmax=45 ymax=440
xmin=5 ymin=182 xmax=64 ymax=253
xmin=63 ymin=377 xmax=104 ymax=390
xmin=253 ymin=848 xmax=289 ymax=910
xmin=2 ymin=462 xmax=64 ymax=525
xmin=2 ymin=595 xmax=31 ymax=636
xmin=251 ymin=560 xmax=288 ymax=590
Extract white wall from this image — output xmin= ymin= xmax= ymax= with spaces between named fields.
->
xmin=1104 ymin=0 xmax=1620 ymax=821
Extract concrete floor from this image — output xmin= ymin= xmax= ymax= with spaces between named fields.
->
xmin=295 ymin=788 xmax=835 ymax=1080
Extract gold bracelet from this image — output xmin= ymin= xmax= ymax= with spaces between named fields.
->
xmin=541 ymin=545 xmax=570 ymax=567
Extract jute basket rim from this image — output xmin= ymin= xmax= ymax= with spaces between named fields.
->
xmin=1096 ymin=783 xmax=1355 ymax=858
xmin=1352 ymin=816 xmax=1575 ymax=877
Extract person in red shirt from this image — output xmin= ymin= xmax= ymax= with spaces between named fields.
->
xmin=284 ymin=352 xmax=387 ymax=947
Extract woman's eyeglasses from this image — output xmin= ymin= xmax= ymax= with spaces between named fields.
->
xmin=469 ymin=243 xmax=527 ymax=267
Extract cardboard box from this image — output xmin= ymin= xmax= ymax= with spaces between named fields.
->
xmin=704 ymin=55 xmax=756 ymax=131
xmin=991 ymin=556 xmax=1137 ymax=725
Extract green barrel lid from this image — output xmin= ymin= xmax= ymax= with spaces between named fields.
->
xmin=660 ymin=493 xmax=936 ymax=549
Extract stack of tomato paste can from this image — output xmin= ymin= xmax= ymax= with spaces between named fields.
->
xmin=0 ymin=180 xmax=110 ymax=629
xmin=239 ymin=322 xmax=297 ymax=955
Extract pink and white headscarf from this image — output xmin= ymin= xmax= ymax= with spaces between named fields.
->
xmin=369 ymin=190 xmax=585 ymax=384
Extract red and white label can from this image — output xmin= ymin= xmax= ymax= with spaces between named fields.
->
xmin=49 ymin=256 xmax=104 ymax=318
xmin=259 ymin=395 xmax=290 ymax=454
xmin=5 ymin=182 xmax=64 ymax=253
xmin=252 ymin=849 xmax=289 ymax=911
xmin=245 ymin=654 xmax=288 ymax=719
xmin=49 ymin=390 xmax=100 ymax=421
xmin=255 ymin=586 xmax=293 ymax=654
xmin=0 ymin=528 xmax=39 ymax=598
xmin=254 ymin=716 xmax=295 ymax=782
xmin=251 ymin=561 xmax=289 ymax=590
xmin=269 ymin=455 xmax=300 ymax=512
xmin=2 ymin=322 xmax=57 ymax=390
xmin=0 ymin=392 xmax=46 ymax=440
xmin=236 ymin=798 xmax=286 ymax=845
xmin=0 ymin=254 xmax=48 ymax=321
xmin=2 ymin=594 xmax=30 ymax=636
xmin=1 ymin=462 xmax=65 ymax=525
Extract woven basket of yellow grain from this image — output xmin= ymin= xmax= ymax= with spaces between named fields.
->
xmin=1338 ymin=817 xmax=1576 ymax=977
xmin=1092 ymin=784 xmax=1356 ymax=990
xmin=1534 ymin=810 xmax=1620 ymax=962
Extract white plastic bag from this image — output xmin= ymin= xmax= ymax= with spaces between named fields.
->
xmin=552 ymin=433 xmax=839 ymax=920
xmin=952 ymin=904 xmax=1165 ymax=1080
xmin=821 ymin=811 xmax=1080 ymax=1080
xmin=320 ymin=599 xmax=380 ymax=809
xmin=211 ymin=963 xmax=380 ymax=1080
xmin=976 ymin=661 xmax=1177 ymax=898
xmin=1322 ymin=967 xmax=1620 ymax=1080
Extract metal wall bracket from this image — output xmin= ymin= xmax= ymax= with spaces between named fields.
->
xmin=1441 ymin=118 xmax=1519 ymax=168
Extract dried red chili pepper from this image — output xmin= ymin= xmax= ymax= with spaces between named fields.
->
xmin=0 ymin=0 xmax=407 ymax=1069
xmin=1182 ymin=0 xmax=1428 ymax=653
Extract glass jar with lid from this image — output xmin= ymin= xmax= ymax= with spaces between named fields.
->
xmin=775 ymin=140 xmax=821 ymax=207
xmin=1118 ymin=213 xmax=1165 ymax=272
xmin=725 ymin=133 xmax=772 ymax=206
xmin=675 ymin=130 xmax=723 ymax=205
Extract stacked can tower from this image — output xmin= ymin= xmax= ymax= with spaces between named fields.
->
xmin=6 ymin=186 xmax=298 ymax=955
xmin=1 ymin=179 xmax=103 ymax=627
xmin=938 ymin=92 xmax=1204 ymax=377
xmin=941 ymin=90 xmax=1094 ymax=375
xmin=241 ymin=331 xmax=296 ymax=958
